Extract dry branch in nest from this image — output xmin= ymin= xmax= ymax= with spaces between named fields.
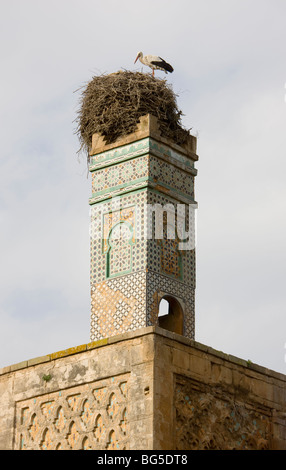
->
xmin=75 ymin=70 xmax=190 ymax=156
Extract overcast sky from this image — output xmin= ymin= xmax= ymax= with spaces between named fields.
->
xmin=0 ymin=0 xmax=286 ymax=374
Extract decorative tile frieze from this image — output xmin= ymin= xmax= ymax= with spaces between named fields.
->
xmin=89 ymin=138 xmax=150 ymax=170
xmin=89 ymin=137 xmax=197 ymax=173
xmin=91 ymin=155 xmax=149 ymax=194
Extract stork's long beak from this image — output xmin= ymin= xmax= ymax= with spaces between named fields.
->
xmin=134 ymin=54 xmax=139 ymax=64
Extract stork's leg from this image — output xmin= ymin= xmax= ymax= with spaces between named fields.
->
xmin=152 ymin=69 xmax=154 ymax=77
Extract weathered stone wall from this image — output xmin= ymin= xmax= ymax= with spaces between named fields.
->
xmin=0 ymin=327 xmax=285 ymax=450
xmin=152 ymin=330 xmax=286 ymax=450
xmin=0 ymin=329 xmax=155 ymax=450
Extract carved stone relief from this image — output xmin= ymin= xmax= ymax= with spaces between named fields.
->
xmin=15 ymin=374 xmax=129 ymax=450
xmin=175 ymin=375 xmax=271 ymax=450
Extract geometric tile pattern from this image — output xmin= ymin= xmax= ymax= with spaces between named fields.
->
xmin=91 ymin=155 xmax=149 ymax=194
xmin=15 ymin=374 xmax=129 ymax=450
xmin=160 ymin=237 xmax=182 ymax=279
xmin=90 ymin=271 xmax=146 ymax=341
xmin=89 ymin=132 xmax=197 ymax=342
xmin=90 ymin=138 xmax=151 ymax=169
xmin=150 ymin=156 xmax=194 ymax=198
xmin=108 ymin=223 xmax=133 ymax=277
xmin=90 ymin=268 xmax=196 ymax=341
xmin=91 ymin=152 xmax=194 ymax=198
xmin=90 ymin=192 xmax=147 ymax=285
xmin=146 ymin=190 xmax=196 ymax=288
xmin=103 ymin=206 xmax=136 ymax=254
xmin=158 ymin=227 xmax=182 ymax=279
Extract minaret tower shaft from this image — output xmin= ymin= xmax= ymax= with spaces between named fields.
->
xmin=89 ymin=114 xmax=198 ymax=341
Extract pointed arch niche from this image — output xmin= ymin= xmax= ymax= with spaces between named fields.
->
xmin=106 ymin=221 xmax=135 ymax=278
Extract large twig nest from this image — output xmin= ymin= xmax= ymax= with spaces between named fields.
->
xmin=75 ymin=70 xmax=190 ymax=155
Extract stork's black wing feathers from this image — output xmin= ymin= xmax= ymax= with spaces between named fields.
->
xmin=150 ymin=57 xmax=174 ymax=73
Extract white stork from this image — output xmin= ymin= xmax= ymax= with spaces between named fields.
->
xmin=134 ymin=52 xmax=174 ymax=77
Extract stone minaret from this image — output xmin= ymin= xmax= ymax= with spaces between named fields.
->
xmin=89 ymin=114 xmax=198 ymax=342
xmin=2 ymin=104 xmax=285 ymax=453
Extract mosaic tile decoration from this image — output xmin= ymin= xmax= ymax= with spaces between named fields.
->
xmin=90 ymin=271 xmax=147 ymax=341
xmin=90 ymin=191 xmax=195 ymax=285
xmin=102 ymin=206 xmax=136 ymax=254
xmin=90 ymin=154 xmax=194 ymax=203
xmin=89 ymin=133 xmax=197 ymax=342
xmin=159 ymin=236 xmax=182 ymax=280
xmin=89 ymin=138 xmax=151 ymax=170
xmin=149 ymin=156 xmax=194 ymax=198
xmin=108 ymin=229 xmax=132 ymax=277
xmin=15 ymin=374 xmax=129 ymax=450
xmin=91 ymin=155 xmax=149 ymax=195
xmin=90 ymin=191 xmax=196 ymax=340
xmin=90 ymin=270 xmax=195 ymax=341
xmin=89 ymin=137 xmax=196 ymax=206
xmin=90 ymin=192 xmax=147 ymax=286
xmin=89 ymin=137 xmax=197 ymax=173
xmin=146 ymin=190 xmax=196 ymax=288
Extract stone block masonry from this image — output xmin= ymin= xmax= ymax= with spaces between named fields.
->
xmin=0 ymin=327 xmax=285 ymax=450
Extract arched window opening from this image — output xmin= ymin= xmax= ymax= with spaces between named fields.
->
xmin=158 ymin=296 xmax=184 ymax=335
